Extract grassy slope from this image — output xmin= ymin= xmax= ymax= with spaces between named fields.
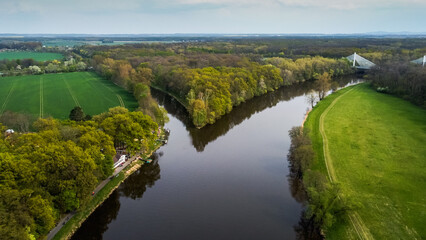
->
xmin=0 ymin=72 xmax=138 ymax=119
xmin=304 ymin=83 xmax=426 ymax=239
xmin=0 ymin=51 xmax=64 ymax=61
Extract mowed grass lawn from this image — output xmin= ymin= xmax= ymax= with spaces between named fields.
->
xmin=0 ymin=51 xmax=64 ymax=61
xmin=0 ymin=72 xmax=138 ymax=119
xmin=304 ymin=83 xmax=426 ymax=239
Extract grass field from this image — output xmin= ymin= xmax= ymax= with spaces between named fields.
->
xmin=0 ymin=51 xmax=64 ymax=61
xmin=0 ymin=72 xmax=138 ymax=119
xmin=304 ymin=83 xmax=426 ymax=240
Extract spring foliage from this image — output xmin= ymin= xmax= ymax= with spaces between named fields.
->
xmin=159 ymin=57 xmax=351 ymax=127
xmin=0 ymin=107 xmax=159 ymax=239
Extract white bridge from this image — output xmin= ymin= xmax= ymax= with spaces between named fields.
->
xmin=346 ymin=52 xmax=375 ymax=70
xmin=347 ymin=53 xmax=425 ymax=69
xmin=411 ymin=55 xmax=426 ymax=67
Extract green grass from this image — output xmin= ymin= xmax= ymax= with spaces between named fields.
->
xmin=304 ymin=83 xmax=426 ymax=239
xmin=0 ymin=72 xmax=138 ymax=119
xmin=52 ymin=172 xmax=125 ymax=240
xmin=0 ymin=51 xmax=64 ymax=61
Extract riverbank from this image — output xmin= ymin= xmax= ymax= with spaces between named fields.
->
xmin=150 ymin=84 xmax=188 ymax=108
xmin=50 ymin=133 xmax=167 ymax=240
xmin=303 ymin=83 xmax=426 ymax=239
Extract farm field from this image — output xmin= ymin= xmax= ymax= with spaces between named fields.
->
xmin=0 ymin=72 xmax=138 ymax=119
xmin=41 ymin=40 xmax=162 ymax=47
xmin=304 ymin=83 xmax=426 ymax=239
xmin=0 ymin=51 xmax=64 ymax=61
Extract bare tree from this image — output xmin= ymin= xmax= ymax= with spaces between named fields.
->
xmin=0 ymin=111 xmax=33 ymax=132
xmin=306 ymin=90 xmax=318 ymax=108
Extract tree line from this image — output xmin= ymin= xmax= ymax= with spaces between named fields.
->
xmin=77 ymin=40 xmax=425 ymax=128
xmin=89 ymin=55 xmax=168 ymax=125
xmin=0 ymin=41 xmax=42 ymax=50
xmin=0 ymin=56 xmax=87 ymax=76
xmin=368 ymin=61 xmax=426 ymax=107
xmin=288 ymin=127 xmax=359 ymax=239
xmin=80 ymin=42 xmax=354 ymax=128
xmin=155 ymin=57 xmax=352 ymax=127
xmin=76 ymin=38 xmax=426 ymax=59
xmin=0 ymin=107 xmax=159 ymax=240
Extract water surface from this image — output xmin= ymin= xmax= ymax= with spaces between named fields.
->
xmin=72 ymin=78 xmax=359 ymax=240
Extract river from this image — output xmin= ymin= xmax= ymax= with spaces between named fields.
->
xmin=71 ymin=77 xmax=360 ymax=240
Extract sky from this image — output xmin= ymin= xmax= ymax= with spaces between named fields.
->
xmin=0 ymin=0 xmax=425 ymax=34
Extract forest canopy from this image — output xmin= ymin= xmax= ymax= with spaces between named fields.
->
xmin=0 ymin=107 xmax=159 ymax=240
xmin=74 ymin=38 xmax=424 ymax=127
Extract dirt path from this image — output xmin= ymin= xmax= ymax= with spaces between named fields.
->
xmin=40 ymin=77 xmax=44 ymax=118
xmin=318 ymin=85 xmax=374 ymax=240
xmin=0 ymin=78 xmax=16 ymax=114
xmin=116 ymin=94 xmax=125 ymax=108
xmin=63 ymin=77 xmax=80 ymax=107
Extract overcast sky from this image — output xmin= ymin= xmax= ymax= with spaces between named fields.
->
xmin=1 ymin=0 xmax=425 ymax=34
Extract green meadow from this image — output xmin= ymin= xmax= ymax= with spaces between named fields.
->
xmin=304 ymin=83 xmax=426 ymax=239
xmin=0 ymin=72 xmax=138 ymax=119
xmin=0 ymin=51 xmax=64 ymax=61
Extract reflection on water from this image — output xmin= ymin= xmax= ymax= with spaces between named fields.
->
xmin=152 ymin=77 xmax=358 ymax=152
xmin=119 ymin=154 xmax=161 ymax=199
xmin=72 ymin=154 xmax=162 ymax=239
xmin=71 ymin=191 xmax=121 ymax=240
xmin=72 ymin=76 xmax=361 ymax=240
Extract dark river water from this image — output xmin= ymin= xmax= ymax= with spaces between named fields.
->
xmin=72 ymin=78 xmax=359 ymax=240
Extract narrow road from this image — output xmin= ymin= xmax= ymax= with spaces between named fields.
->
xmin=46 ymin=153 xmax=141 ymax=240
xmin=318 ymin=85 xmax=374 ymax=240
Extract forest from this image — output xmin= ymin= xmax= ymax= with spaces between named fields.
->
xmin=0 ymin=41 xmax=42 ymax=50
xmin=0 ymin=107 xmax=159 ymax=240
xmin=368 ymin=60 xmax=426 ymax=107
xmin=1 ymin=37 xmax=424 ymax=239
xmin=3 ymin=38 xmax=423 ymax=126
xmin=80 ymin=40 xmax=362 ymax=127
xmin=72 ymin=38 xmax=425 ymax=127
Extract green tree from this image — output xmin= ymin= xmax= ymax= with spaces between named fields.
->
xmin=76 ymin=62 xmax=87 ymax=71
xmin=97 ymin=108 xmax=158 ymax=153
xmin=69 ymin=106 xmax=85 ymax=121
xmin=306 ymin=179 xmax=360 ymax=233
xmin=191 ymin=99 xmax=207 ymax=128
xmin=316 ymin=72 xmax=331 ymax=100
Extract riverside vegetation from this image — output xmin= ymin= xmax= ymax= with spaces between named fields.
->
xmin=83 ymin=43 xmax=355 ymax=128
xmin=0 ymin=41 xmax=170 ymax=240
xmin=1 ymin=37 xmax=425 ymax=239
xmin=293 ymin=83 xmax=425 ymax=239
xmin=78 ymin=38 xmax=425 ymax=128
xmin=0 ymin=107 xmax=161 ymax=240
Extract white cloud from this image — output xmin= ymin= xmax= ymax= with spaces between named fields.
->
xmin=174 ymin=0 xmax=426 ymax=10
xmin=0 ymin=0 xmax=143 ymax=14
xmin=1 ymin=0 xmax=424 ymax=14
